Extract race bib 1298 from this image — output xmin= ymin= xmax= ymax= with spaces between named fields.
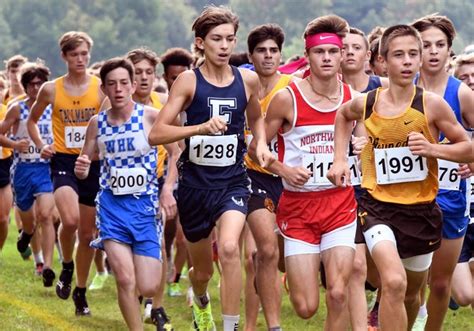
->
xmin=189 ymin=134 xmax=237 ymax=167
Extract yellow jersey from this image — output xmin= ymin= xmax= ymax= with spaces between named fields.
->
xmin=244 ymin=74 xmax=291 ymax=174
xmin=360 ymin=86 xmax=438 ymax=204
xmin=0 ymin=104 xmax=12 ymax=159
xmin=150 ymin=91 xmax=167 ymax=179
xmin=52 ymin=75 xmax=101 ymax=155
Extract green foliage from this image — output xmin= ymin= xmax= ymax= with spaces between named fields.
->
xmin=0 ymin=0 xmax=472 ymax=76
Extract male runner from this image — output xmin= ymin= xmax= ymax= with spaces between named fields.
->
xmin=0 ymin=102 xmax=13 ymax=253
xmin=148 ymin=6 xmax=272 ymax=331
xmin=328 ymin=24 xmax=472 ymax=330
xmin=3 ymin=55 xmax=27 ymax=105
xmin=27 ymin=31 xmax=105 ymax=315
xmin=75 ymin=57 xmax=163 ymax=330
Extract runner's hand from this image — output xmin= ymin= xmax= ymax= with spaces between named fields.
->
xmin=40 ymin=144 xmax=55 ymax=159
xmin=75 ymin=154 xmax=91 ymax=179
xmin=256 ymin=139 xmax=275 ymax=168
xmin=198 ymin=117 xmax=227 ymax=135
xmin=14 ymin=139 xmax=29 ymax=152
xmin=327 ymin=161 xmax=350 ymax=187
xmin=282 ymin=166 xmax=311 ymax=187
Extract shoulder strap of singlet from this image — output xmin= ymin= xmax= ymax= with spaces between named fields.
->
xmin=411 ymin=86 xmax=424 ymax=114
xmin=364 ymin=88 xmax=378 ymax=120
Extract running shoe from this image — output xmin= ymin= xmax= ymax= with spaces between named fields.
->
xmin=56 ymin=267 xmax=73 ymax=299
xmin=192 ymin=301 xmax=216 ymax=331
xmin=449 ymin=297 xmax=459 ymax=310
xmin=167 ymin=283 xmax=183 ymax=297
xmin=151 ymin=307 xmax=174 ymax=331
xmin=88 ymin=273 xmax=108 ymax=290
xmin=72 ymin=287 xmax=91 ymax=316
xmin=17 ymin=231 xmax=33 ymax=256
xmin=42 ymin=268 xmax=56 ymax=287
xmin=35 ymin=262 xmax=44 ymax=276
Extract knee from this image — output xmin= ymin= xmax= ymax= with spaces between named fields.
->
xmin=257 ymin=242 xmax=278 ymax=265
xmin=115 ymin=270 xmax=136 ymax=292
xmin=326 ymin=284 xmax=348 ymax=309
xmin=454 ymin=292 xmax=474 ymax=307
xmin=383 ymin=273 xmax=407 ymax=300
xmin=60 ymin=221 xmax=77 ymax=234
xmin=77 ymin=228 xmax=94 ymax=244
xmin=219 ymin=241 xmax=240 ymax=263
xmin=36 ymin=209 xmax=53 ymax=224
xmin=139 ymin=281 xmax=158 ymax=298
xmin=429 ymin=276 xmax=451 ymax=296
xmin=193 ymin=268 xmax=213 ymax=284
xmin=292 ymin=297 xmax=318 ymax=319
xmin=351 ymin=256 xmax=367 ymax=282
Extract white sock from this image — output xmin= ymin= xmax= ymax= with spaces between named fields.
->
xmin=97 ymin=271 xmax=107 ymax=276
xmin=222 ymin=314 xmax=239 ymax=331
xmin=34 ymin=251 xmax=44 ymax=264
xmin=418 ymin=303 xmax=427 ymax=318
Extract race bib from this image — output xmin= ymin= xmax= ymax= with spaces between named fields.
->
xmin=110 ymin=167 xmax=147 ymax=195
xmin=19 ymin=142 xmax=41 ymax=160
xmin=65 ymin=126 xmax=86 ymax=149
xmin=374 ymin=147 xmax=428 ymax=184
xmin=189 ymin=134 xmax=237 ymax=167
xmin=246 ymin=134 xmax=278 ymax=158
xmin=302 ymin=154 xmax=361 ymax=187
xmin=438 ymin=159 xmax=460 ymax=191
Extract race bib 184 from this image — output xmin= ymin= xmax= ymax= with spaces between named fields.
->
xmin=374 ymin=147 xmax=428 ymax=185
xmin=65 ymin=126 xmax=86 ymax=149
xmin=189 ymin=134 xmax=237 ymax=167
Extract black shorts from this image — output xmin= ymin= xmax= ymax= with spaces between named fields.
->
xmin=178 ymin=180 xmax=250 ymax=243
xmin=247 ymin=169 xmax=283 ymax=215
xmin=358 ymin=191 xmax=442 ymax=259
xmin=459 ymin=222 xmax=474 ymax=263
xmin=0 ymin=157 xmax=12 ymax=188
xmin=50 ymin=153 xmax=100 ymax=207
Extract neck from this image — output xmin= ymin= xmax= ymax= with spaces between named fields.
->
xmin=309 ymin=73 xmax=340 ymax=94
xmin=9 ymin=85 xmax=23 ymax=97
xmin=342 ymin=70 xmax=369 ymax=92
xmin=109 ymin=101 xmax=135 ymax=120
xmin=387 ymin=83 xmax=414 ymax=105
xmin=418 ymin=68 xmax=448 ymax=91
xmin=201 ymin=62 xmax=231 ymax=82
xmin=65 ymin=71 xmax=88 ymax=85
xmin=132 ymin=93 xmax=151 ymax=106
xmin=258 ymin=72 xmax=281 ymax=98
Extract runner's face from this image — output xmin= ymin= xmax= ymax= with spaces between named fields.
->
xmin=63 ymin=41 xmax=91 ymax=74
xmin=249 ymin=39 xmax=281 ymax=77
xmin=164 ymin=65 xmax=188 ymax=90
xmin=371 ymin=55 xmax=387 ymax=77
xmin=197 ymin=23 xmax=236 ymax=66
xmin=306 ymin=44 xmax=342 ymax=78
xmin=25 ymin=77 xmax=46 ymax=100
xmin=342 ymin=33 xmax=369 ymax=74
xmin=102 ymin=68 xmax=135 ymax=109
xmin=133 ymin=59 xmax=155 ymax=98
xmin=456 ymin=63 xmax=474 ymax=90
xmin=385 ymin=35 xmax=421 ymax=86
xmin=420 ymin=27 xmax=450 ymax=74
xmin=8 ymin=67 xmax=21 ymax=87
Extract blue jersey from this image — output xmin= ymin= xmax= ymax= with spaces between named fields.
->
xmin=362 ymin=75 xmax=382 ymax=93
xmin=12 ymin=101 xmax=52 ymax=165
xmin=437 ymin=76 xmax=468 ymax=218
xmin=97 ymin=103 xmax=158 ymax=196
xmin=179 ymin=66 xmax=248 ymax=188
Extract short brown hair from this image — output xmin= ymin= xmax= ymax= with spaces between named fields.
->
xmin=20 ymin=61 xmax=51 ymax=91
xmin=303 ymin=15 xmax=349 ymax=41
xmin=368 ymin=26 xmax=385 ymax=44
xmin=160 ymin=48 xmax=194 ymax=72
xmin=192 ymin=6 xmax=239 ymax=56
xmin=59 ymin=31 xmax=93 ymax=54
xmin=126 ymin=47 xmax=159 ymax=68
xmin=411 ymin=14 xmax=456 ymax=48
xmin=379 ymin=25 xmax=422 ymax=59
xmin=5 ymin=55 xmax=28 ymax=71
xmin=100 ymin=57 xmax=134 ymax=84
xmin=348 ymin=27 xmax=369 ymax=50
xmin=247 ymin=23 xmax=285 ymax=54
xmin=454 ymin=53 xmax=474 ymax=77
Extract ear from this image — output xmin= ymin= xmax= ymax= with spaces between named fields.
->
xmin=366 ymin=50 xmax=371 ymax=62
xmin=195 ymin=37 xmax=205 ymax=51
xmin=247 ymin=52 xmax=252 ymax=64
xmin=100 ymin=83 xmax=105 ymax=95
xmin=130 ymin=80 xmax=137 ymax=95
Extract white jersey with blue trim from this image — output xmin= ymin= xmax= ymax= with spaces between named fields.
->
xmin=97 ymin=103 xmax=158 ymax=196
xmin=12 ymin=101 xmax=53 ymax=164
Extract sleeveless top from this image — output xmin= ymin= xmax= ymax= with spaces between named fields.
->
xmin=150 ymin=91 xmax=167 ymax=179
xmin=97 ymin=103 xmax=157 ymax=196
xmin=0 ymin=104 xmax=12 ymax=159
xmin=178 ymin=66 xmax=248 ymax=188
xmin=360 ymin=86 xmax=438 ymax=204
xmin=52 ymin=75 xmax=101 ymax=155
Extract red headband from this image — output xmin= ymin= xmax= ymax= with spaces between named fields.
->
xmin=305 ymin=33 xmax=343 ymax=49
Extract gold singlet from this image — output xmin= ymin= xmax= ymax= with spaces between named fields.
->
xmin=52 ymin=75 xmax=101 ymax=155
xmin=360 ymin=86 xmax=438 ymax=204
xmin=0 ymin=104 xmax=12 ymax=159
xmin=150 ymin=91 xmax=167 ymax=179
xmin=244 ymin=74 xmax=292 ymax=174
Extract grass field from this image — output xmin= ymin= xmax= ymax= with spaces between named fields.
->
xmin=0 ymin=220 xmax=472 ymax=330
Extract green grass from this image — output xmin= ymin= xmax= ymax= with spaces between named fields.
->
xmin=0 ymin=220 xmax=472 ymax=330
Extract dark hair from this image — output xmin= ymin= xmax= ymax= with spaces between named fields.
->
xmin=192 ymin=6 xmax=239 ymax=56
xmin=247 ymin=23 xmax=285 ymax=54
xmin=379 ymin=25 xmax=422 ymax=59
xmin=160 ymin=47 xmax=194 ymax=72
xmin=348 ymin=27 xmax=369 ymax=50
xmin=411 ymin=14 xmax=456 ymax=48
xmin=303 ymin=15 xmax=349 ymax=40
xmin=126 ymin=47 xmax=159 ymax=68
xmin=229 ymin=52 xmax=249 ymax=66
xmin=100 ymin=57 xmax=134 ymax=84
xmin=20 ymin=61 xmax=50 ymax=91
xmin=369 ymin=37 xmax=381 ymax=65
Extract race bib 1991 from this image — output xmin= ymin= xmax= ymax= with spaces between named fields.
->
xmin=189 ymin=134 xmax=237 ymax=167
xmin=374 ymin=147 xmax=428 ymax=185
